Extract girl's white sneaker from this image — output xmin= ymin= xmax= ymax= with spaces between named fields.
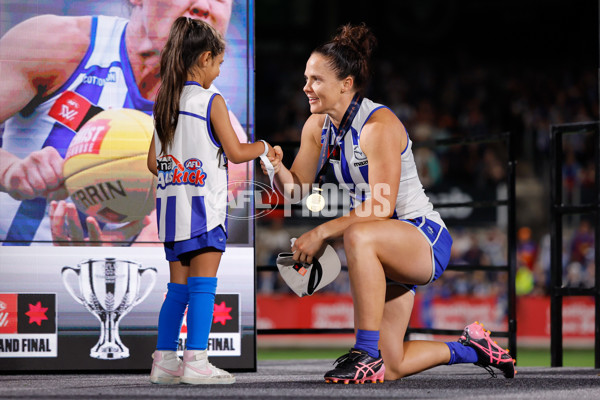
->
xmin=150 ymin=350 xmax=183 ymax=384
xmin=181 ymin=349 xmax=235 ymax=384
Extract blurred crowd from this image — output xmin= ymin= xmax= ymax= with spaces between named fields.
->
xmin=256 ymin=220 xmax=595 ymax=298
xmin=255 ymin=53 xmax=598 ymax=298
xmin=259 ymin=55 xmax=597 ymax=177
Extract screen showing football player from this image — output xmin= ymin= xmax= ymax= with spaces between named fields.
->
xmin=0 ymin=0 xmax=250 ymax=246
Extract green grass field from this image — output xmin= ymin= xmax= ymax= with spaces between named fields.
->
xmin=257 ymin=347 xmax=595 ymax=367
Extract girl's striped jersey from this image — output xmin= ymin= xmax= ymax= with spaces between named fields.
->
xmin=154 ymin=82 xmax=228 ymax=243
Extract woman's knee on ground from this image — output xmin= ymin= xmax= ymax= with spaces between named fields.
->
xmin=382 ymin=356 xmax=411 ymax=380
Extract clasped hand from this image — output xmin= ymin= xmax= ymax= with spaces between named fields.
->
xmin=260 ymin=145 xmax=283 ymax=175
xmin=291 ymin=227 xmax=325 ymax=264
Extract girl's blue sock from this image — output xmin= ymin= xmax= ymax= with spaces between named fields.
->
xmin=446 ymin=341 xmax=478 ymax=364
xmin=156 ymin=282 xmax=189 ymax=351
xmin=186 ymin=276 xmax=218 ymax=351
xmin=354 ymin=329 xmax=380 ymax=358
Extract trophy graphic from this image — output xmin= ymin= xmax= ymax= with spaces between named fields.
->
xmin=62 ymin=258 xmax=157 ymax=360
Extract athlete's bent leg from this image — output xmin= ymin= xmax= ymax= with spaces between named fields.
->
xmin=325 ymin=220 xmax=434 ymax=383
xmin=344 ymin=220 xmax=432 ymax=332
xmin=380 ymin=285 xmax=451 ymax=380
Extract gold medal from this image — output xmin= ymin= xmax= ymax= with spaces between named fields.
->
xmin=306 ymin=188 xmax=325 ymax=212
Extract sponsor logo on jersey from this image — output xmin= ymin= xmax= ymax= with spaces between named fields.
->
xmin=60 ymin=104 xmax=78 ymax=121
xmin=64 ymin=118 xmax=110 ymax=158
xmin=353 ymin=145 xmax=367 ymax=161
xmin=48 ymin=91 xmax=93 ymax=131
xmin=81 ymin=71 xmax=117 ymax=87
xmin=352 ymin=145 xmax=368 ymax=166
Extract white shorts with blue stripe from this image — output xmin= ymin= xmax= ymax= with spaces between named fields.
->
xmin=386 ymin=216 xmax=453 ymax=295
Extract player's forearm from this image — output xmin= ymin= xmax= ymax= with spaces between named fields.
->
xmin=318 ymin=197 xmax=392 ymax=241
xmin=274 ymin=166 xmax=310 ymax=202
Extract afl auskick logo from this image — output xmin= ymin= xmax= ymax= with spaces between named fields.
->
xmin=156 ymin=155 xmax=207 ymax=188
xmin=185 ymin=158 xmax=202 ymax=170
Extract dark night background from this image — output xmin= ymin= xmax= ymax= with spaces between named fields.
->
xmin=256 ymin=0 xmax=597 ymax=142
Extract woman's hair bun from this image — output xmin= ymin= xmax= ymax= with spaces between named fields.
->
xmin=312 ymin=22 xmax=377 ymax=93
xmin=332 ymin=23 xmax=377 ymax=60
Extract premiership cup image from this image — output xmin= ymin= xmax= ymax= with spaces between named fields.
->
xmin=61 ymin=258 xmax=157 ymax=360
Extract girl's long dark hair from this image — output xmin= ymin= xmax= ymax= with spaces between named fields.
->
xmin=154 ymin=17 xmax=225 ymax=153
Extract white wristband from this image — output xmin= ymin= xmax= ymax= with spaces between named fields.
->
xmin=259 ymin=140 xmax=269 ymax=158
xmin=258 ymin=140 xmax=274 ymax=188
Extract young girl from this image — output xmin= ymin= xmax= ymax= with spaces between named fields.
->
xmin=147 ymin=17 xmax=273 ymax=385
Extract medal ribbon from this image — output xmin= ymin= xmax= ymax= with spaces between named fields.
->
xmin=314 ymin=92 xmax=363 ymax=186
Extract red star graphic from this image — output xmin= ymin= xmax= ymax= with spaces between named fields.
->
xmin=25 ymin=301 xmax=48 ymax=326
xmin=213 ymin=301 xmax=232 ymax=325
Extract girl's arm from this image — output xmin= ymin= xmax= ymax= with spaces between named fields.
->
xmin=210 ymin=95 xmax=273 ymax=163
xmin=147 ymin=136 xmax=158 ymax=176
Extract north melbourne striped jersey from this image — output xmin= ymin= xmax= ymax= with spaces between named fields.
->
xmin=321 ymin=97 xmax=445 ymax=227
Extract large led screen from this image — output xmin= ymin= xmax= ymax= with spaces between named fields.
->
xmin=0 ymin=0 xmax=256 ymax=371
